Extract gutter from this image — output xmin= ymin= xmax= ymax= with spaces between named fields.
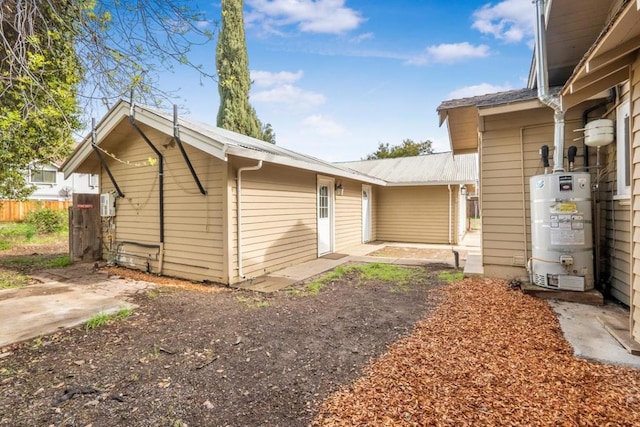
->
xmin=236 ymin=160 xmax=263 ymax=279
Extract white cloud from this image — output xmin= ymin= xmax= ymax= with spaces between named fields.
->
xmin=252 ymin=84 xmax=326 ymax=107
xmin=251 ymin=70 xmax=304 ymax=88
xmin=447 ymin=82 xmax=514 ymax=99
xmin=246 ymin=0 xmax=365 ymax=34
xmin=407 ymin=42 xmax=491 ymax=65
xmin=300 ymin=114 xmax=348 ymax=136
xmin=350 ymin=32 xmax=374 ymax=43
xmin=195 ymin=20 xmax=212 ymax=29
xmin=471 ymin=0 xmax=534 ymax=43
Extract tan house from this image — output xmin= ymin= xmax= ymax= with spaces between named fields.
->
xmin=61 ymin=100 xmax=476 ymax=285
xmin=437 ymin=0 xmax=640 ymax=342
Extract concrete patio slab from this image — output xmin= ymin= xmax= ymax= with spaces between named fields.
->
xmin=0 ymin=282 xmax=135 ymax=348
xmin=550 ymin=300 xmax=640 ymax=368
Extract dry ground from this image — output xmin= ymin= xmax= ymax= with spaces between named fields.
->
xmin=1 ymin=240 xmax=640 ymax=426
xmin=0 ymin=258 xmax=445 ymax=426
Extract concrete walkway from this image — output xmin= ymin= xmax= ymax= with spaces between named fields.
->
xmin=0 ymin=264 xmax=155 ymax=349
xmin=237 ymin=232 xmax=481 ymax=291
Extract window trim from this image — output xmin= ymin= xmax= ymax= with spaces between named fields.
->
xmin=616 ymin=100 xmax=631 ymax=197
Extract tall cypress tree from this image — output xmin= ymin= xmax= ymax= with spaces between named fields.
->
xmin=216 ymin=0 xmax=264 ymax=140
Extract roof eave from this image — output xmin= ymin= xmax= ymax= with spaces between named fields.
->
xmin=224 ymin=146 xmax=386 ymax=186
xmin=385 ymin=180 xmax=476 ymax=187
xmin=560 ymin=1 xmax=639 ymax=109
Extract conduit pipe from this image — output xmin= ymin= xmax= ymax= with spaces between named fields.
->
xmin=129 ymin=103 xmax=165 ymax=273
xmin=237 ymin=160 xmax=263 ymax=279
xmin=448 ymin=184 xmax=453 ymax=244
xmin=173 ymin=105 xmax=206 ymax=195
xmin=534 ymin=0 xmax=565 ymax=173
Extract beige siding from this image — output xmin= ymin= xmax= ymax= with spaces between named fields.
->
xmin=376 ymin=186 xmax=451 ymax=244
xmin=100 ymin=123 xmax=226 ymax=282
xmin=600 ymin=82 xmax=632 ymax=305
xmin=335 ymin=179 xmax=364 ymax=251
xmin=229 ymin=158 xmax=317 ymax=282
xmin=631 ymin=54 xmax=640 ymax=341
xmin=480 ymin=107 xmax=591 ymax=276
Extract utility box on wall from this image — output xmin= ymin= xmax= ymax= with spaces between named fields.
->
xmin=100 ymin=193 xmax=115 ymax=217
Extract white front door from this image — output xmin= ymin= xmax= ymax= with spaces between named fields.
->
xmin=317 ymin=177 xmax=334 ymax=255
xmin=362 ymin=185 xmax=372 ymax=243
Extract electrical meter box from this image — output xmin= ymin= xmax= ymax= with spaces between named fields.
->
xmin=100 ymin=193 xmax=116 ymax=217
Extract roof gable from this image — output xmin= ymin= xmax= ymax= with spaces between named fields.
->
xmin=61 ymin=100 xmax=385 ymax=185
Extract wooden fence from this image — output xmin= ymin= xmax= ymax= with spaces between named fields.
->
xmin=0 ymin=200 xmax=72 ymax=222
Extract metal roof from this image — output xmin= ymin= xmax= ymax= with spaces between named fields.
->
xmin=339 ymin=152 xmax=478 ymax=186
xmin=61 ymin=100 xmax=385 ymax=185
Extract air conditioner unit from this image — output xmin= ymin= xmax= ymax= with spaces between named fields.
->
xmin=100 ymin=193 xmax=116 ymax=217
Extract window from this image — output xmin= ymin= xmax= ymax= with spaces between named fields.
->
xmin=89 ymin=174 xmax=99 ymax=187
xmin=30 ymin=168 xmax=57 ymax=184
xmin=318 ymin=185 xmax=329 ymax=218
xmin=616 ymin=100 xmax=631 ymax=197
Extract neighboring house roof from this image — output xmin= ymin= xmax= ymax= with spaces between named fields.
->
xmin=61 ymin=100 xmax=386 ymax=186
xmin=339 ymin=152 xmax=478 ymax=186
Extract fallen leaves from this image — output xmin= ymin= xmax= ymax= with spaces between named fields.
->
xmin=314 ymin=278 xmax=640 ymax=426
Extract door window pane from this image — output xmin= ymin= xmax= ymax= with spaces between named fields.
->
xmin=319 ymin=186 xmax=328 ymax=218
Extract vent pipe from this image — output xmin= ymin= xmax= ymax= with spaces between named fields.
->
xmin=534 ymin=0 xmax=565 ymax=173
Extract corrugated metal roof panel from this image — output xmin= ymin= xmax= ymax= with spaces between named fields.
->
xmin=339 ymin=152 xmax=478 ymax=184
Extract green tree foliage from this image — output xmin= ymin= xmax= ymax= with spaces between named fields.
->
xmin=0 ymin=0 xmax=215 ymax=198
xmin=262 ymin=123 xmax=276 ymax=144
xmin=216 ymin=0 xmax=274 ymax=143
xmin=0 ymin=1 xmax=81 ymax=199
xmin=365 ymin=139 xmax=434 ymax=160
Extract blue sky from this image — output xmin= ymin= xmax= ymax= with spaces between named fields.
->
xmin=160 ymin=0 xmax=536 ymax=161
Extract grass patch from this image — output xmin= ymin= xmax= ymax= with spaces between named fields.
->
xmin=236 ymin=295 xmax=270 ymax=308
xmin=43 ymin=254 xmax=72 ymax=268
xmin=289 ymin=263 xmax=418 ymax=296
xmin=84 ymin=307 xmax=134 ymax=330
xmin=0 ymin=271 xmax=31 ymax=289
xmin=0 ymin=221 xmax=68 ymax=252
xmin=1 ymin=254 xmax=72 ymax=270
xmin=354 ymin=263 xmax=416 ymax=283
xmin=438 ymin=270 xmax=464 ymax=283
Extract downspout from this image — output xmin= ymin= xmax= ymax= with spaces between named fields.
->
xmin=128 ymin=104 xmax=165 ymax=273
xmin=448 ymin=184 xmax=453 ymax=244
xmin=520 ymin=127 xmax=528 ymax=263
xmin=534 ymin=0 xmax=565 ymax=173
xmin=236 ymin=161 xmax=263 ymax=279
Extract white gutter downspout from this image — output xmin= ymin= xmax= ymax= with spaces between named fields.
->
xmin=448 ymin=184 xmax=453 ymax=244
xmin=534 ymin=0 xmax=565 ymax=173
xmin=236 ymin=160 xmax=263 ymax=279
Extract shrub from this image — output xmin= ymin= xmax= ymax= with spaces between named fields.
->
xmin=25 ymin=208 xmax=67 ymax=234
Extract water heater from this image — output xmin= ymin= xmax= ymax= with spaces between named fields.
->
xmin=529 ymin=172 xmax=593 ymax=291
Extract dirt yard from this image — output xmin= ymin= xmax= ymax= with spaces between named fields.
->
xmin=2 ymin=240 xmax=640 ymax=426
xmin=0 ymin=253 xmax=445 ymax=426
